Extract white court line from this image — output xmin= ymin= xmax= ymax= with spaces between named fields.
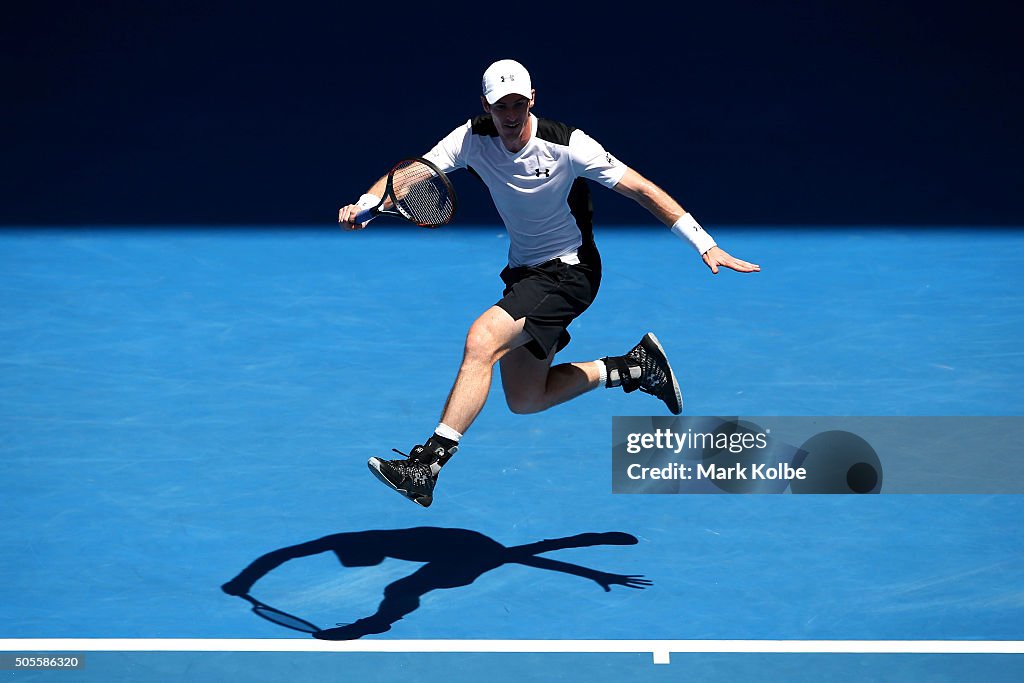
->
xmin=2 ymin=640 xmax=1023 ymax=665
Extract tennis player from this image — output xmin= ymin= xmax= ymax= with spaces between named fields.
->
xmin=338 ymin=59 xmax=759 ymax=507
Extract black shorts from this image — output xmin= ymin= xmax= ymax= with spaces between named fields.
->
xmin=495 ymin=247 xmax=602 ymax=360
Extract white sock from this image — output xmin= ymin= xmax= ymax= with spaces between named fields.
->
xmin=434 ymin=422 xmax=463 ymax=444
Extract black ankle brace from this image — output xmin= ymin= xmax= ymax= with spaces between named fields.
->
xmin=602 ymin=356 xmax=642 ymax=392
xmin=412 ymin=436 xmax=458 ymax=466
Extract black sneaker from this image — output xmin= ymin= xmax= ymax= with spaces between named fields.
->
xmin=624 ymin=333 xmax=683 ymax=415
xmin=367 ymin=443 xmax=453 ymax=507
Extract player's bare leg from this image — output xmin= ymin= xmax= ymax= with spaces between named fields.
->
xmin=498 ymin=333 xmax=683 ymax=417
xmin=499 ymin=345 xmax=602 ymax=415
xmin=438 ymin=306 xmax=531 ymax=433
xmin=368 ymin=306 xmax=528 ymax=507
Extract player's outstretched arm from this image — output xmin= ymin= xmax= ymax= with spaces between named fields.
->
xmin=338 ymin=175 xmax=388 ymax=231
xmin=612 ymin=168 xmax=760 ymax=275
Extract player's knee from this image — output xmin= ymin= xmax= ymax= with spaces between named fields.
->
xmin=464 ymin=321 xmax=501 ymax=365
xmin=504 ymin=388 xmax=544 ymax=415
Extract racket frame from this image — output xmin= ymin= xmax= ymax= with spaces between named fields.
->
xmin=354 ymin=156 xmax=457 ymax=228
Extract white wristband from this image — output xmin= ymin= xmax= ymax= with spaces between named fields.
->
xmin=356 ymin=193 xmax=380 ymax=211
xmin=670 ymin=213 xmax=717 ymax=255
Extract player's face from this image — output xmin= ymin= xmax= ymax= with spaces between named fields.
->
xmin=482 ymin=91 xmax=535 ymax=148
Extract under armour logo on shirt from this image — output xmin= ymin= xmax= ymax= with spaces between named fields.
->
xmin=535 ymin=168 xmax=550 ymax=177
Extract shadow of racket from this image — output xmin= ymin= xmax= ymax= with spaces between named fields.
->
xmin=240 ymin=594 xmax=322 ymax=634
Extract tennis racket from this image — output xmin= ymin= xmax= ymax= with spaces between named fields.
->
xmin=240 ymin=594 xmax=322 ymax=634
xmin=354 ymin=157 xmax=457 ymax=228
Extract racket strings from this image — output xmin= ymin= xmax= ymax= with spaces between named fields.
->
xmin=390 ymin=160 xmax=456 ymax=226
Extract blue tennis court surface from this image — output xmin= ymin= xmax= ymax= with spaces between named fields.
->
xmin=2 ymin=226 xmax=1023 ymax=680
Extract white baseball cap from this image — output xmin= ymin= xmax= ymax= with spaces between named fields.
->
xmin=481 ymin=59 xmax=532 ymax=104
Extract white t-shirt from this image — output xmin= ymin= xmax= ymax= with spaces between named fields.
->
xmin=423 ymin=113 xmax=628 ymax=267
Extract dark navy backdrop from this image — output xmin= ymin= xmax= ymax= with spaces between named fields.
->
xmin=3 ymin=0 xmax=1021 ymax=225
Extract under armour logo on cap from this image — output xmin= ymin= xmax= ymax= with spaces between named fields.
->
xmin=482 ymin=59 xmax=532 ymax=104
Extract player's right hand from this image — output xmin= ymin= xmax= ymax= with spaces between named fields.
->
xmin=339 ymin=192 xmax=381 ymax=231
xmin=338 ymin=204 xmax=366 ymax=231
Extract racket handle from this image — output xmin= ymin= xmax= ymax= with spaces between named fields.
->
xmin=353 ymin=207 xmax=377 ymax=225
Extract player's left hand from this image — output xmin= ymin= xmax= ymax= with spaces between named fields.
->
xmin=702 ymin=246 xmax=761 ymax=274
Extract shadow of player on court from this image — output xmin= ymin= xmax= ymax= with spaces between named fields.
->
xmin=221 ymin=527 xmax=651 ymax=640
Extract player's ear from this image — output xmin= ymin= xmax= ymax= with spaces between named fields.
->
xmin=480 ymin=96 xmax=491 ymax=114
xmin=529 ymin=89 xmax=536 ymax=108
